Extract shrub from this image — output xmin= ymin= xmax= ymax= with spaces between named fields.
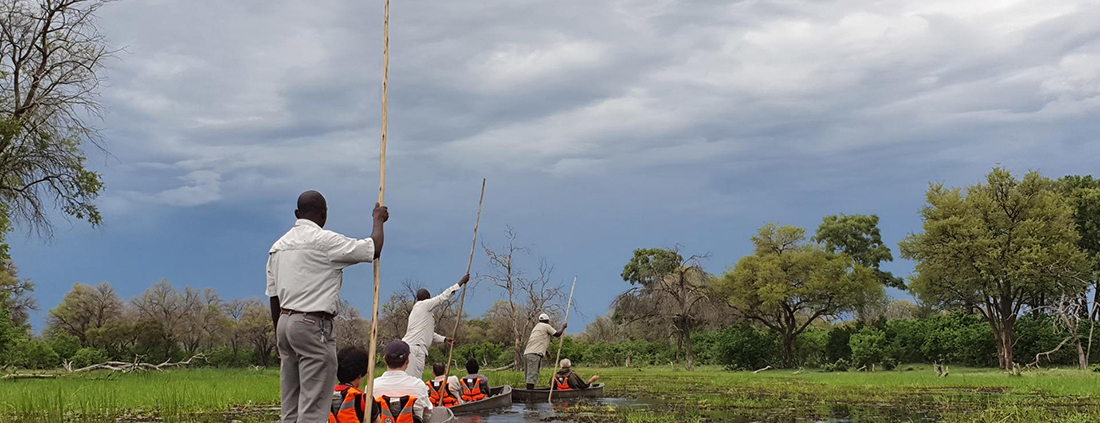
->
xmin=9 ymin=339 xmax=61 ymax=369
xmin=70 ymin=347 xmax=110 ymax=368
xmin=850 ymin=329 xmax=887 ymax=368
xmin=881 ymin=357 xmax=899 ymax=371
xmin=825 ymin=325 xmax=858 ymax=363
xmin=711 ymin=325 xmax=779 ymax=371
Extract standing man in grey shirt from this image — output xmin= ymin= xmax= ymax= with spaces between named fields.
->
xmin=522 ymin=313 xmax=566 ymax=389
xmin=267 ymin=190 xmax=388 ymax=423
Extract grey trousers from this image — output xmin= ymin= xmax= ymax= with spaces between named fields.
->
xmin=278 ymin=313 xmax=337 ymax=423
xmin=523 ymin=353 xmax=543 ymax=385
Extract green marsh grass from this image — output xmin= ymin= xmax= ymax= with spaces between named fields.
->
xmin=2 ymin=365 xmax=1100 ymax=422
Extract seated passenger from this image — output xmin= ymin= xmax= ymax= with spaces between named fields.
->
xmin=459 ymin=358 xmax=491 ymax=402
xmin=330 ymin=346 xmax=382 ymax=423
xmin=425 ymin=362 xmax=462 ymax=407
xmin=552 ymin=359 xmax=599 ymax=391
xmin=373 ymin=340 xmax=433 ymax=423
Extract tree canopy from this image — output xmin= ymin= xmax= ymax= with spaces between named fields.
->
xmin=721 ymin=223 xmax=884 ymax=367
xmin=900 ymin=168 xmax=1090 ymax=369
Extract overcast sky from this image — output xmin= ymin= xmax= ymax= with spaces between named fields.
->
xmin=12 ymin=0 xmax=1100 ymax=332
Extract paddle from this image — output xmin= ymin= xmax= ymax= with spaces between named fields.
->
xmin=364 ymin=0 xmax=391 ymax=404
xmin=443 ymin=179 xmax=487 ymax=382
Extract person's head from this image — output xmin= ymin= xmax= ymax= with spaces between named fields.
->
xmin=560 ymin=358 xmax=571 ymax=369
xmin=337 ymin=346 xmax=371 ymax=386
xmin=383 ymin=340 xmax=411 ymax=370
xmin=465 ymin=358 xmax=479 ymax=375
xmin=416 ymin=288 xmax=430 ymax=302
xmin=295 ymin=190 xmax=328 ymax=227
xmin=432 ymin=362 xmax=446 ymax=377
xmin=538 ymin=313 xmax=550 ymax=324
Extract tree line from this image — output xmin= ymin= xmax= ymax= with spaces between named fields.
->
xmin=1 ymin=168 xmax=1098 ymax=372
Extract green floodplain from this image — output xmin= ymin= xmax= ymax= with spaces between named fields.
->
xmin=4 ymin=366 xmax=1100 ymax=423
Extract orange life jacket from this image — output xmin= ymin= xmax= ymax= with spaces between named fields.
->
xmin=378 ymin=395 xmax=418 ymax=423
xmin=554 ymin=374 xmax=572 ymax=391
xmin=459 ymin=377 xmax=488 ymax=402
xmin=426 ymin=380 xmax=459 ymax=407
xmin=328 ymin=384 xmax=368 ymax=423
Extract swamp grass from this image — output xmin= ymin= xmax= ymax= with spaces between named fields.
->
xmin=2 ymin=365 xmax=1100 ymax=422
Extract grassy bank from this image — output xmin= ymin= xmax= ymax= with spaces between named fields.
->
xmin=2 ymin=365 xmax=1100 ymax=422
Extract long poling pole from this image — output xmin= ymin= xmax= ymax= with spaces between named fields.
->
xmin=365 ymin=0 xmax=390 ymax=404
xmin=443 ymin=178 xmax=487 ymax=381
xmin=548 ymin=276 xmax=578 ymax=403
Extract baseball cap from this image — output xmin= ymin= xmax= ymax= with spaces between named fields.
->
xmin=384 ymin=340 xmax=410 ymax=359
xmin=538 ymin=313 xmax=550 ymax=322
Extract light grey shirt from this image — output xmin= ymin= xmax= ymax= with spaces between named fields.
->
xmin=266 ymin=219 xmax=374 ymax=314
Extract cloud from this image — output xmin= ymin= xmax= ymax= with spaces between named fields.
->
xmin=124 ymin=170 xmax=222 ymax=207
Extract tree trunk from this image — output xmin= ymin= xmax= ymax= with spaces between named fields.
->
xmin=684 ymin=328 xmax=695 ymax=371
xmin=1077 ymin=337 xmax=1088 ymax=370
xmin=995 ymin=319 xmax=1015 ymax=370
xmin=783 ymin=333 xmax=795 ymax=368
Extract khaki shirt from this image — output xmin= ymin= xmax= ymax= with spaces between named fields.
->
xmin=523 ymin=322 xmax=557 ymax=356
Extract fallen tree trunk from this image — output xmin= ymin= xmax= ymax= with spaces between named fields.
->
xmin=64 ymin=354 xmax=207 ymax=374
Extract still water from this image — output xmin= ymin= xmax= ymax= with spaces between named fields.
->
xmin=448 ymin=398 xmax=939 ymax=423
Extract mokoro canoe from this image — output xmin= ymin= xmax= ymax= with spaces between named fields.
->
xmin=510 ymin=383 xmax=605 ymax=402
xmin=449 ymin=385 xmax=513 ymax=414
xmin=428 ymin=407 xmax=454 ymax=423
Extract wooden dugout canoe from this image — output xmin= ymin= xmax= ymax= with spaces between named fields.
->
xmin=448 ymin=386 xmax=513 ymax=414
xmin=510 ymin=383 xmax=605 ymax=402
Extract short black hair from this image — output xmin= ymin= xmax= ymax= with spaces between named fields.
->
xmin=337 ymin=346 xmax=370 ymax=384
xmin=433 ymin=363 xmax=446 ymax=377
xmin=465 ymin=358 xmax=479 ymax=374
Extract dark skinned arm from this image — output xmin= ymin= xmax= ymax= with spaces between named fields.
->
xmin=554 ymin=322 xmax=568 ymax=337
xmin=371 ymin=203 xmax=389 ymax=259
xmin=270 ymin=296 xmax=281 ymax=333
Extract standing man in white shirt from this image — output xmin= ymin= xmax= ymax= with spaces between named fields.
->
xmin=374 ymin=340 xmax=434 ymax=423
xmin=401 ymin=275 xmax=469 ymax=379
xmin=522 ymin=313 xmax=566 ymax=390
xmin=267 ymin=190 xmax=389 ymax=423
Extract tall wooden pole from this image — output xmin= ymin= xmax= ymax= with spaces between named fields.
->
xmin=443 ymin=178 xmax=487 ymax=380
xmin=365 ymin=0 xmax=390 ymax=403
xmin=548 ymin=276 xmax=578 ymax=402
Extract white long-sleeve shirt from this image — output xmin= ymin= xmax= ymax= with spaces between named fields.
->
xmin=266 ymin=219 xmax=374 ymax=314
xmin=373 ymin=370 xmax=433 ymax=420
xmin=401 ymin=283 xmax=460 ymax=348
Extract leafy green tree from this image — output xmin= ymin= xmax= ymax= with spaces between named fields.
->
xmin=721 ymin=224 xmax=884 ymax=367
xmin=815 ymin=214 xmax=904 ymax=288
xmin=619 ymin=248 xmax=714 ymax=370
xmin=901 ymin=168 xmax=1089 ymax=369
xmin=47 ymin=282 xmax=124 ymax=345
xmin=0 ymin=0 xmax=114 ymax=233
xmin=1059 ymin=175 xmax=1100 ymax=318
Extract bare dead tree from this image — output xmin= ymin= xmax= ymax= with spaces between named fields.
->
xmin=334 ymin=299 xmax=371 ymax=350
xmin=0 ymin=0 xmax=117 ymax=233
xmin=1030 ymin=295 xmax=1089 ymax=369
xmin=130 ymin=279 xmax=201 ymax=358
xmin=481 ymin=228 xmax=566 ymax=366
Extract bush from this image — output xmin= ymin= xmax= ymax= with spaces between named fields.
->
xmin=1089 ymin=363 xmax=1100 ymax=373
xmin=825 ymin=325 xmax=858 ymax=363
xmin=70 ymin=347 xmax=110 ymax=368
xmin=46 ymin=332 xmax=81 ymax=360
xmin=822 ymin=358 xmax=850 ymax=372
xmin=711 ymin=325 xmax=779 ymax=371
xmin=881 ymin=357 xmax=899 ymax=371
xmin=850 ymin=329 xmax=887 ymax=368
xmin=8 ymin=339 xmax=61 ymax=369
